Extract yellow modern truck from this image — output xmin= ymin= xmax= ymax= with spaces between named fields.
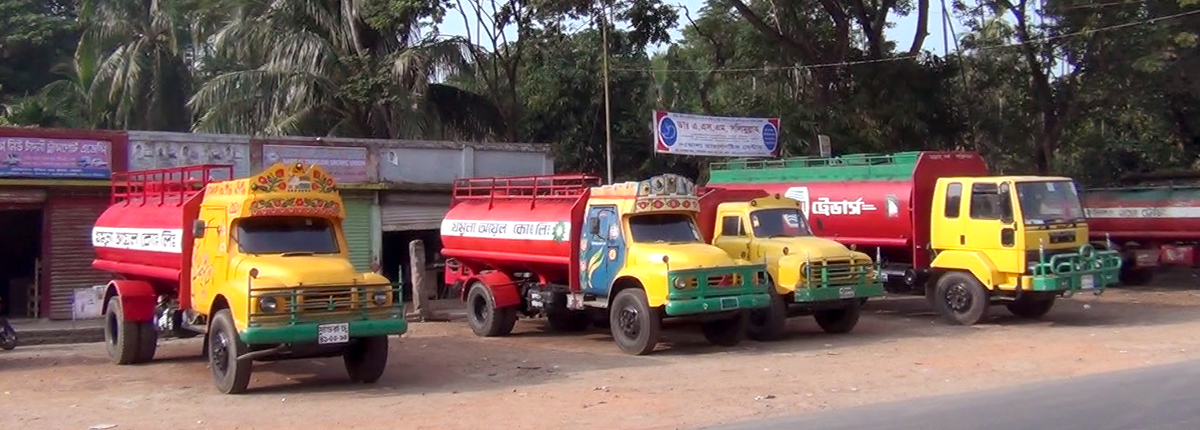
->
xmin=708 ymin=151 xmax=1122 ymax=325
xmin=92 ymin=162 xmax=407 ymax=394
xmin=696 ymin=189 xmax=884 ymax=340
xmin=440 ymin=173 xmax=772 ymax=355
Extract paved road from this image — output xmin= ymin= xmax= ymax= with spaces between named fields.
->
xmin=703 ymin=359 xmax=1200 ymax=430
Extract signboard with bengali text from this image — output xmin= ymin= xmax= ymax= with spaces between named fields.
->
xmin=0 ymin=137 xmax=112 ymax=179
xmin=262 ymin=144 xmax=368 ymax=184
xmin=653 ymin=110 xmax=780 ymax=157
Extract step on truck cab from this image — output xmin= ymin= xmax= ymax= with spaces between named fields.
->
xmin=440 ymin=173 xmax=772 ymax=355
xmin=708 ymin=151 xmax=1122 ymax=325
xmin=92 ymin=162 xmax=407 ymax=394
xmin=697 ymin=189 xmax=884 ymax=340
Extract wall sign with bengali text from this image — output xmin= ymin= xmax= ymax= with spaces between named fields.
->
xmin=653 ymin=110 xmax=780 ymax=157
xmin=0 ymin=137 xmax=111 ymax=179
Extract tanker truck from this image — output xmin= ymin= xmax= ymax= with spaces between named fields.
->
xmin=695 ymin=188 xmax=884 ymax=340
xmin=707 ymin=151 xmax=1122 ymax=326
xmin=92 ymin=162 xmax=407 ymax=394
xmin=440 ymin=173 xmax=772 ymax=355
xmin=1083 ymin=172 xmax=1200 ymax=285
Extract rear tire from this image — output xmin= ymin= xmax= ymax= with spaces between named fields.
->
xmin=344 ymin=336 xmax=389 ymax=383
xmin=746 ymin=291 xmax=788 ymax=341
xmin=208 ymin=309 xmax=252 ymax=394
xmin=934 ymin=272 xmax=989 ymax=326
xmin=104 ymin=296 xmax=142 ymax=365
xmin=610 ymin=288 xmax=660 ymax=355
xmin=1006 ymin=295 xmax=1056 ymax=319
xmin=702 ymin=312 xmax=748 ymax=347
xmin=814 ymin=300 xmax=862 ymax=334
xmin=466 ymin=282 xmax=517 ymax=337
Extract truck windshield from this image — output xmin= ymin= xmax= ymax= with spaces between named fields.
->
xmin=236 ymin=217 xmax=339 ymax=255
xmin=1017 ymin=181 xmax=1086 ymax=225
xmin=628 ymin=213 xmax=702 ymax=244
xmin=750 ymin=208 xmax=813 ymax=237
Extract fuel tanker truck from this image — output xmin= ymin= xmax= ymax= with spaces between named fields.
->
xmin=92 ymin=162 xmax=407 ymax=394
xmin=706 ymin=151 xmax=1122 ymax=326
xmin=440 ymin=173 xmax=772 ymax=355
xmin=695 ymin=188 xmax=884 ymax=340
xmin=1082 ymin=172 xmax=1200 ymax=285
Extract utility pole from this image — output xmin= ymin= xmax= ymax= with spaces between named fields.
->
xmin=600 ymin=1 xmax=614 ymax=184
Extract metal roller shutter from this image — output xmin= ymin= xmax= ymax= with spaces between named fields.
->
xmin=46 ymin=192 xmax=111 ymax=320
xmin=380 ymin=192 xmax=449 ymax=232
xmin=341 ymin=192 xmax=374 ymax=272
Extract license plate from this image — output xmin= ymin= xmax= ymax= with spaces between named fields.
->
xmin=719 ymin=297 xmax=739 ymax=310
xmin=318 ymin=323 xmax=350 ymax=345
xmin=838 ymin=287 xmax=855 ymax=299
xmin=1080 ymin=275 xmax=1095 ymax=290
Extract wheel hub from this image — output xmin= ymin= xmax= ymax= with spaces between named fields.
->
xmin=946 ymin=283 xmax=971 ymax=313
xmin=211 ymin=332 xmax=230 ymax=373
xmin=618 ymin=306 xmax=640 ymax=339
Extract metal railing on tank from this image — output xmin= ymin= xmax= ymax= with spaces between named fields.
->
xmin=451 ymin=174 xmax=602 ymax=203
xmin=111 ymin=164 xmax=234 ymax=205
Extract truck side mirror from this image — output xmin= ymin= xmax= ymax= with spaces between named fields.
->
xmin=999 ymin=184 xmax=1014 ymax=224
xmin=192 ymin=219 xmax=206 ymax=239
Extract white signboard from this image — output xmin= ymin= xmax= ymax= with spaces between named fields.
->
xmin=92 ymin=227 xmax=184 ymax=254
xmin=441 ymin=219 xmax=570 ymax=242
xmin=654 ymin=110 xmax=780 ymax=157
xmin=1084 ymin=207 xmax=1200 ymax=219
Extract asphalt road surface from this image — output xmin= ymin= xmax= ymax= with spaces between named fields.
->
xmin=703 ymin=359 xmax=1200 ymax=430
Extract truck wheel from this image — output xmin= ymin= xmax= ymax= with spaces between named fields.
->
xmin=702 ymin=312 xmax=748 ymax=346
xmin=344 ymin=336 xmax=389 ymax=383
xmin=104 ymin=296 xmax=142 ymax=365
xmin=136 ymin=323 xmax=158 ymax=363
xmin=746 ymin=291 xmax=787 ymax=341
xmin=466 ymin=282 xmax=517 ymax=337
xmin=934 ymin=272 xmax=989 ymax=326
xmin=208 ymin=309 xmax=252 ymax=394
xmin=546 ymin=308 xmax=590 ymax=332
xmin=814 ymin=300 xmax=862 ymax=334
xmin=1006 ymin=295 xmax=1056 ymax=319
xmin=610 ymin=288 xmax=660 ymax=355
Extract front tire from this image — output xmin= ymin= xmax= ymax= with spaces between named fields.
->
xmin=934 ymin=272 xmax=990 ymax=326
xmin=610 ymin=288 xmax=660 ymax=355
xmin=1006 ymin=295 xmax=1056 ymax=319
xmin=702 ymin=312 xmax=748 ymax=346
xmin=208 ymin=309 xmax=252 ymax=394
xmin=344 ymin=336 xmax=389 ymax=383
xmin=466 ymin=282 xmax=517 ymax=337
xmin=814 ymin=300 xmax=862 ymax=334
xmin=104 ymin=296 xmax=142 ymax=365
xmin=746 ymin=291 xmax=788 ymax=341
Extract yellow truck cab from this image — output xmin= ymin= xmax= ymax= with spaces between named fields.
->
xmin=698 ymin=190 xmax=883 ymax=340
xmin=928 ymin=176 xmax=1122 ymax=324
xmin=94 ymin=162 xmax=406 ymax=394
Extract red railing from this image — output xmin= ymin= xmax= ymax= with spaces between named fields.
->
xmin=452 ymin=174 xmax=601 ymax=202
xmin=111 ymin=164 xmax=234 ymax=205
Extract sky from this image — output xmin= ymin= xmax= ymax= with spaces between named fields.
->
xmin=435 ymin=0 xmax=967 ymax=56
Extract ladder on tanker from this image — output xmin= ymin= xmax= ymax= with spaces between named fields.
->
xmin=451 ymin=174 xmax=602 ymax=202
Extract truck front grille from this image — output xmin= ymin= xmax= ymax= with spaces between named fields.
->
xmin=298 ymin=288 xmax=357 ymax=312
xmin=802 ymin=258 xmax=874 ymax=288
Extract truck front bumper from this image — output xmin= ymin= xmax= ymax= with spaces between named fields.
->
xmin=1028 ymin=245 xmax=1122 ymax=295
xmin=240 ymin=319 xmax=409 ymax=345
xmin=664 ymin=292 xmax=770 ymax=317
xmin=792 ymin=283 xmax=885 ymax=303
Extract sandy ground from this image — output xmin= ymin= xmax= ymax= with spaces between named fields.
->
xmin=3 ymin=271 xmax=1200 ymax=430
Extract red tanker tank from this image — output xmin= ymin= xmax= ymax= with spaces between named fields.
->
xmin=1082 ymin=174 xmax=1200 ymax=284
xmin=92 ymin=165 xmax=233 ymax=310
xmin=706 ymin=151 xmax=989 ymax=272
xmin=440 ymin=174 xmax=600 ymax=302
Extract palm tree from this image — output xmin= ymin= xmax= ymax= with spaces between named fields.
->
xmin=39 ymin=47 xmax=114 ymax=128
xmin=78 ymin=0 xmax=194 ymax=131
xmin=189 ymin=0 xmax=504 ymax=139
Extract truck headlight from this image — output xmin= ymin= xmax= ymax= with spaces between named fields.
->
xmin=371 ymin=290 xmax=390 ymax=306
xmin=258 ymin=296 xmax=279 ymax=313
xmin=673 ymin=276 xmax=693 ymax=290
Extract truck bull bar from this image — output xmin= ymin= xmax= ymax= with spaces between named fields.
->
xmin=247 ymin=282 xmax=405 ymax=327
xmin=1030 ymin=244 xmax=1123 ymax=296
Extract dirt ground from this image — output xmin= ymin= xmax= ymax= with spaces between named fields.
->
xmin=4 ymin=271 xmax=1200 ymax=430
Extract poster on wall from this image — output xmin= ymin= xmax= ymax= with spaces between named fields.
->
xmin=127 ymin=132 xmax=250 ymax=178
xmin=0 ymin=137 xmax=112 ymax=179
xmin=262 ymin=144 xmax=369 ymax=183
xmin=653 ymin=110 xmax=780 ymax=157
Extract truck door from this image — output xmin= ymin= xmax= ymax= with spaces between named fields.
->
xmin=712 ymin=213 xmax=751 ymax=259
xmin=581 ymin=205 xmax=623 ymax=297
xmin=963 ymin=182 xmax=1023 ymax=276
xmin=192 ymin=206 xmax=229 ymax=313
